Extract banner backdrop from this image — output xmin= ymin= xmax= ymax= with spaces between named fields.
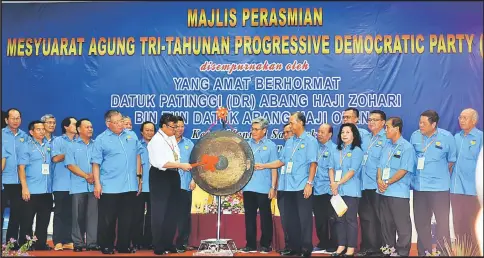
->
xmin=2 ymin=1 xmax=483 ymax=243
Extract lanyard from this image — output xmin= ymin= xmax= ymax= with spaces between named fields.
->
xmin=159 ymin=131 xmax=175 ymax=152
xmin=33 ymin=141 xmax=47 ymax=163
xmin=289 ymin=138 xmax=303 ymax=161
xmin=317 ymin=145 xmax=327 ymax=162
xmin=421 ymin=133 xmax=437 ymax=154
xmin=339 ymin=145 xmax=350 ymax=167
xmin=384 ymin=144 xmax=400 ymax=168
xmin=365 ymin=135 xmax=380 ymax=154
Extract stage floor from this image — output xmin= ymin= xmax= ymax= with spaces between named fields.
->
xmin=26 ymin=242 xmax=420 ymax=256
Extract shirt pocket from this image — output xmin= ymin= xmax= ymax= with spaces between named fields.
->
xmin=427 ymin=143 xmax=446 ymax=162
xmin=389 ymin=155 xmax=401 ymax=170
xmin=258 ymin=148 xmax=271 ymax=163
xmin=465 ymin=144 xmax=479 ymax=160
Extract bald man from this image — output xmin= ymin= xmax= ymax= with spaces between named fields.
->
xmin=451 ymin=108 xmax=483 ymax=247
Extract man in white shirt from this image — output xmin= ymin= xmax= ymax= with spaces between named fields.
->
xmin=147 ymin=113 xmax=191 ymax=255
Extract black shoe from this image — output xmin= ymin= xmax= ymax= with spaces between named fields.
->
xmin=326 ymin=247 xmax=338 ymax=253
xmin=34 ymin=244 xmax=52 ymax=251
xmin=154 ymin=249 xmax=165 ymax=255
xmin=86 ymin=245 xmax=101 ymax=251
xmin=301 ymin=249 xmax=312 ymax=257
xmin=101 ymin=247 xmax=115 ymax=254
xmin=260 ymin=246 xmax=271 ymax=253
xmin=164 ymin=246 xmax=177 ymax=254
xmin=118 ymin=247 xmax=136 ymax=253
xmin=281 ymin=249 xmax=301 ymax=256
xmin=74 ymin=246 xmax=83 ymax=252
xmin=279 ymin=248 xmax=290 ymax=254
xmin=332 ymin=248 xmax=347 ymax=256
xmin=176 ymin=245 xmax=187 ymax=253
xmin=239 ymin=246 xmax=257 ymax=253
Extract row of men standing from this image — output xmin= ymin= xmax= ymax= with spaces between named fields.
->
xmin=1 ymin=109 xmax=197 ymax=254
xmin=239 ymin=108 xmax=481 ymax=257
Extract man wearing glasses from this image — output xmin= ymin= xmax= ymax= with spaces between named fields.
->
xmin=147 ymin=113 xmax=192 ymax=255
xmin=451 ymin=108 xmax=483 ymax=248
xmin=357 ymin=110 xmax=387 ymax=256
xmin=277 ymin=123 xmax=293 ymax=254
xmin=239 ymin=117 xmax=278 ymax=254
xmin=91 ymin=110 xmax=143 ymax=254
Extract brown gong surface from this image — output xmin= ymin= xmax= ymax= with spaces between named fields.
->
xmin=190 ymin=130 xmax=254 ymax=196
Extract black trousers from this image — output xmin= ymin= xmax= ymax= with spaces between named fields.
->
xmin=242 ymin=191 xmax=273 ymax=249
xmin=277 ymin=191 xmax=289 ymax=249
xmin=176 ymin=189 xmax=192 ymax=247
xmin=379 ymin=195 xmax=412 ymax=256
xmin=19 ymin=193 xmax=53 ymax=248
xmin=413 ymin=190 xmax=450 ymax=256
xmin=285 ymin=190 xmax=313 ymax=252
xmin=150 ymin=167 xmax=180 ymax=252
xmin=98 ymin=191 xmax=136 ymax=251
xmin=334 ymin=196 xmax=359 ymax=248
xmin=2 ymin=184 xmax=24 ymax=242
xmin=53 ymin=191 xmax=72 ymax=244
xmin=358 ymin=189 xmax=382 ymax=252
xmin=313 ymin=194 xmax=337 ymax=250
xmin=131 ymin=192 xmax=152 ymax=247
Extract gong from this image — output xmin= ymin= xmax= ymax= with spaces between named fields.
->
xmin=190 ymin=130 xmax=254 ymax=196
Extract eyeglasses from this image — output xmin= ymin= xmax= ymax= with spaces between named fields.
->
xmin=166 ymin=124 xmax=178 ymax=129
xmin=368 ymin=119 xmax=383 ymax=122
xmin=108 ymin=120 xmax=123 ymax=125
xmin=458 ymin=116 xmax=471 ymax=121
xmin=251 ymin=127 xmax=264 ymax=131
xmin=343 ymin=116 xmax=354 ymax=120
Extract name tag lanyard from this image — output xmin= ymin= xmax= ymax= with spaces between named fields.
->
xmin=289 ymin=138 xmax=303 ymax=162
xmin=33 ymin=141 xmax=49 ymax=192
xmin=317 ymin=145 xmax=327 ymax=162
xmin=339 ymin=145 xmax=350 ymax=168
xmin=365 ymin=135 xmax=380 ymax=155
xmin=159 ymin=132 xmax=179 ymax=161
xmin=384 ymin=144 xmax=401 ymax=168
xmin=33 ymin=141 xmax=47 ymax=164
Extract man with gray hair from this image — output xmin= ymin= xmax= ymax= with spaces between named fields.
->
xmin=239 ymin=117 xmax=278 ymax=254
xmin=91 ymin=110 xmax=143 ymax=254
xmin=40 ymin=114 xmax=56 ymax=143
xmin=451 ymin=108 xmax=483 ymax=247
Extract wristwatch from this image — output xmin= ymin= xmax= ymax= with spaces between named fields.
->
xmin=384 ymin=180 xmax=389 ymax=184
xmin=137 ymin=174 xmax=142 ymax=178
xmin=271 ymin=185 xmax=276 ymax=190
xmin=307 ymin=180 xmax=313 ymax=185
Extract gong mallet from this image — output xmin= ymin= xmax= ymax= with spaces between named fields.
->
xmin=190 ymin=154 xmax=229 ymax=172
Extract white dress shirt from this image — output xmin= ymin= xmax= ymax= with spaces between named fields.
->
xmin=147 ymin=129 xmax=181 ymax=171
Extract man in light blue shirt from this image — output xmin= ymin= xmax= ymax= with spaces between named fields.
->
xmin=131 ymin=121 xmax=156 ymax=251
xmin=255 ymin=112 xmax=318 ymax=257
xmin=312 ymin=123 xmax=337 ymax=254
xmin=174 ymin=116 xmax=195 ymax=253
xmin=65 ymin=118 xmax=98 ymax=252
xmin=451 ymin=108 xmax=483 ymax=247
xmin=240 ymin=117 xmax=278 ymax=254
xmin=1 ymin=108 xmax=28 ymax=247
xmin=358 ymin=110 xmax=388 ymax=256
xmin=51 ymin=117 xmax=77 ymax=251
xmin=17 ymin=120 xmax=54 ymax=250
xmin=377 ymin=117 xmax=415 ymax=256
xmin=40 ymin=114 xmax=56 ymax=144
xmin=91 ymin=110 xmax=142 ymax=254
xmin=410 ymin=110 xmax=457 ymax=256
xmin=276 ymin=123 xmax=292 ymax=254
